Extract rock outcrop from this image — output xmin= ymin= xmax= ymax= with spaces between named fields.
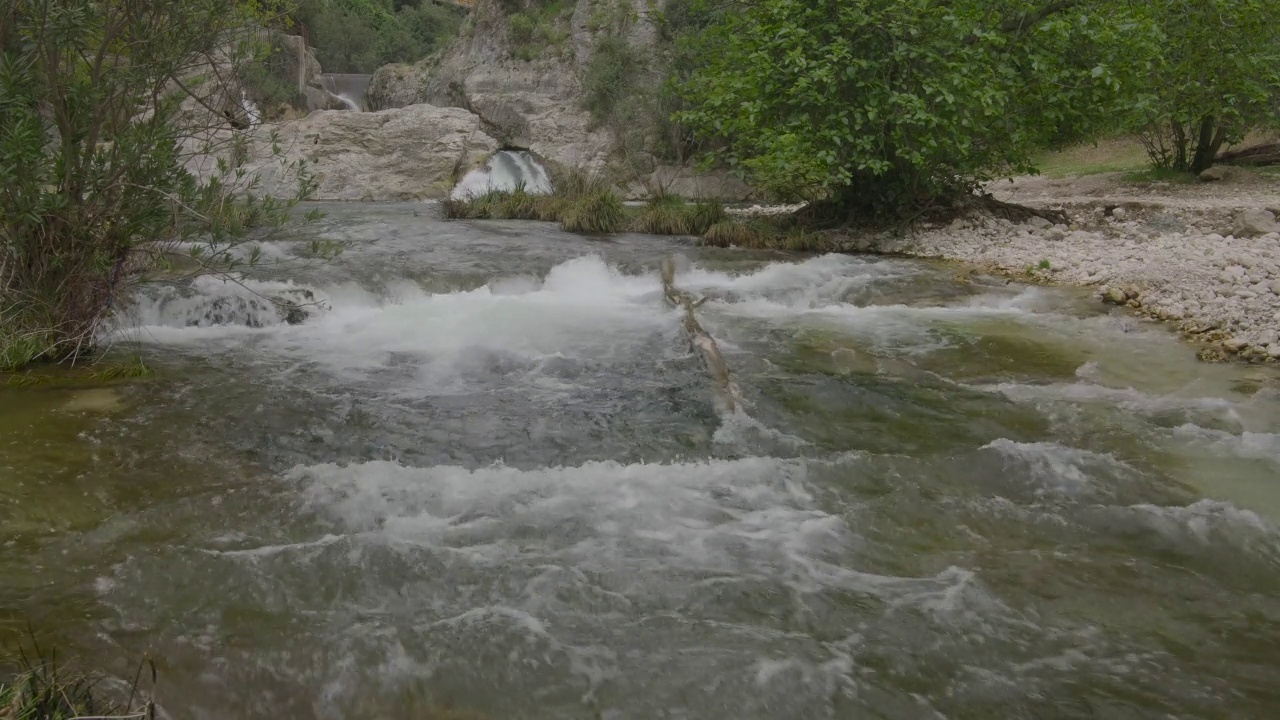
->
xmin=246 ymin=105 xmax=500 ymax=201
xmin=367 ymin=59 xmax=435 ymax=111
xmin=368 ymin=0 xmax=755 ymax=201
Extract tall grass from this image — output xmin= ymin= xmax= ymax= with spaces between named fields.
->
xmin=560 ymin=189 xmax=626 ymax=233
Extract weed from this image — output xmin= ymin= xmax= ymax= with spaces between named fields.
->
xmin=1037 ymin=259 xmax=1052 ymax=270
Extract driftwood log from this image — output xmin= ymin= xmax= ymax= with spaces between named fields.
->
xmin=1214 ymin=142 xmax=1280 ymax=167
xmin=661 ymin=258 xmax=741 ymax=414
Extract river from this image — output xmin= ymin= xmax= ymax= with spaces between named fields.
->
xmin=2 ymin=203 xmax=1279 ymax=719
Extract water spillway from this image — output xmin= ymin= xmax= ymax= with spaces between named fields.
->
xmin=451 ymin=149 xmax=553 ymax=199
xmin=3 ymin=203 xmax=1280 ymax=719
xmin=320 ymin=73 xmax=372 ymax=111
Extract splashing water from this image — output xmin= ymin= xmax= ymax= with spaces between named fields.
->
xmin=320 ymin=73 xmax=371 ymax=112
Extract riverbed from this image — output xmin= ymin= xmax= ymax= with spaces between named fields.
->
xmin=3 ymin=204 xmax=1279 ymax=719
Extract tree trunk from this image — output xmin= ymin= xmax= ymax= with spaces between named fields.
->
xmin=1171 ymin=120 xmax=1189 ymax=171
xmin=1190 ymin=116 xmax=1227 ymax=174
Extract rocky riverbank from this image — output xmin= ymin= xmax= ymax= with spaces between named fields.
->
xmin=866 ymin=171 xmax=1280 ymax=362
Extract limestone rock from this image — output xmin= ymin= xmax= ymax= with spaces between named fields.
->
xmin=245 ymin=104 xmax=500 ymax=201
xmin=1025 ymin=216 xmax=1052 ymax=230
xmin=1198 ymin=165 xmax=1258 ymax=183
xmin=1232 ymin=209 xmax=1280 ymax=238
xmin=1102 ymin=287 xmax=1128 ymax=305
xmin=367 ymin=59 xmax=435 ymax=111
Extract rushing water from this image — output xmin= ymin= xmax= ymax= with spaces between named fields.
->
xmin=2 ymin=204 xmax=1280 ymax=719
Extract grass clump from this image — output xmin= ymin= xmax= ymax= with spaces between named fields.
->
xmin=631 ymin=195 xmax=729 ymax=235
xmin=560 ymin=190 xmax=626 ymax=234
xmin=703 ymin=218 xmax=768 ymax=247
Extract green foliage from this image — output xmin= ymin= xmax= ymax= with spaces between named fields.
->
xmin=240 ymin=34 xmax=306 ymax=111
xmin=675 ymin=0 xmax=1156 ymax=217
xmin=582 ymin=35 xmax=639 ymax=125
xmin=295 ymin=0 xmax=462 ymax=73
xmin=1 ymin=0 xmax=317 ymax=369
xmin=504 ymin=1 xmax=572 ymax=62
xmin=1126 ymin=0 xmax=1280 ymax=173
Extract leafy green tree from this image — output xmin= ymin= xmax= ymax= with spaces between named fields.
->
xmin=0 ymin=0 xmax=318 ymax=370
xmin=674 ymin=0 xmax=1156 ymax=219
xmin=1128 ymin=0 xmax=1280 ymax=174
xmin=296 ymin=0 xmax=462 ymax=73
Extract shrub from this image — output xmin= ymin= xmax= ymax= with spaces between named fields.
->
xmin=582 ymin=35 xmax=639 ymax=124
xmin=508 ymin=12 xmax=535 ymax=44
xmin=1 ymin=0 xmax=318 ymax=369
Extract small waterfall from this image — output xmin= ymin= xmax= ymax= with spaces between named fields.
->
xmin=451 ymin=150 xmax=553 ymax=200
xmin=122 ymin=278 xmax=327 ymax=330
xmin=240 ymin=91 xmax=261 ymax=129
xmin=320 ymin=73 xmax=372 ymax=111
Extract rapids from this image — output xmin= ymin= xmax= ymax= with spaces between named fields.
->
xmin=2 ymin=203 xmax=1279 ymax=719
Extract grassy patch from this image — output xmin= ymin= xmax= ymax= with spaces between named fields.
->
xmin=1034 ymin=136 xmax=1150 ymax=178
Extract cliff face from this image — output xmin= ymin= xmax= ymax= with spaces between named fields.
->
xmin=367 ymin=0 xmax=753 ymax=200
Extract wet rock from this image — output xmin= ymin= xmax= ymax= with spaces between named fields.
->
xmin=1102 ymin=287 xmax=1128 ymax=305
xmin=1232 ymin=209 xmax=1280 ymax=238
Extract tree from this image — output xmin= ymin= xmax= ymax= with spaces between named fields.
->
xmin=1128 ymin=0 xmax=1280 ymax=174
xmin=0 ymin=0 xmax=318 ymax=370
xmin=674 ymin=0 xmax=1157 ymax=220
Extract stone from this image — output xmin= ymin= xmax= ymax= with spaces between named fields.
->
xmin=1270 ymin=280 xmax=1280 ymax=295
xmin=1025 ymin=216 xmax=1052 ymax=230
xmin=1102 ymin=287 xmax=1128 ymax=305
xmin=1232 ymin=209 xmax=1280 ymax=238
xmin=1224 ymin=337 xmax=1249 ymax=352
xmin=237 ymin=104 xmax=501 ymax=201
xmin=1199 ymin=165 xmax=1259 ymax=183
xmin=1269 ymin=344 xmax=1280 ymax=359
xmin=1111 ymin=207 xmax=1127 ymax=221
xmin=367 ymin=59 xmax=435 ymax=111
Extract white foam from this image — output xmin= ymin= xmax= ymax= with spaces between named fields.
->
xmin=118 ymin=256 xmax=677 ymax=394
xmin=1172 ymin=424 xmax=1280 ymax=463
xmin=983 ymin=439 xmax=1129 ymax=496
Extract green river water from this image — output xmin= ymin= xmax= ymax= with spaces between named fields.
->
xmin=2 ymin=204 xmax=1279 ymax=719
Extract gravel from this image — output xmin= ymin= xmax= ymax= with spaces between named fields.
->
xmin=868 ymin=191 xmax=1280 ymax=362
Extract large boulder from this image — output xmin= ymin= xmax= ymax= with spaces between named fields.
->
xmin=367 ymin=60 xmax=435 ymax=111
xmin=1232 ymin=209 xmax=1280 ymax=238
xmin=245 ymin=104 xmax=501 ymax=201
